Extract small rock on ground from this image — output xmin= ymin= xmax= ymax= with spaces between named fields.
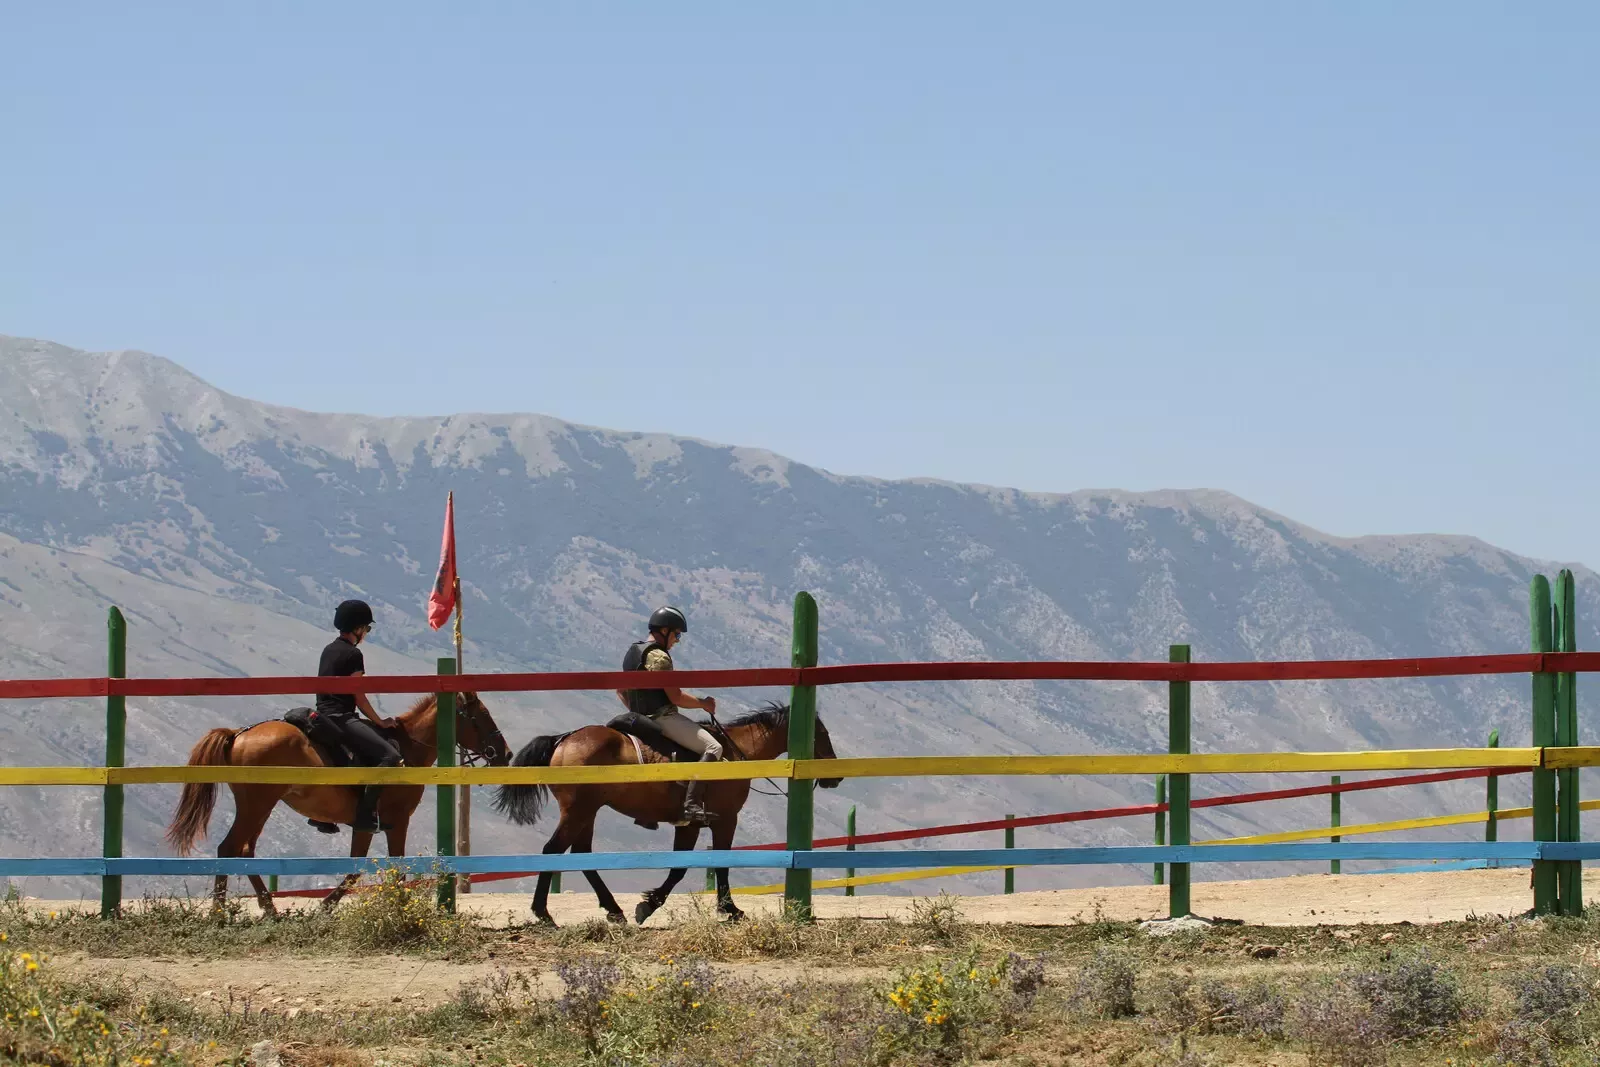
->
xmin=1138 ymin=915 xmax=1214 ymax=937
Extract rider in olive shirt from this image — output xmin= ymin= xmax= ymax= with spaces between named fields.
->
xmin=618 ymin=606 xmax=723 ymax=826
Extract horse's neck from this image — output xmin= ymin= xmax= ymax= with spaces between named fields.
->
xmin=398 ymin=700 xmax=439 ymax=767
xmin=729 ymin=723 xmax=786 ymax=761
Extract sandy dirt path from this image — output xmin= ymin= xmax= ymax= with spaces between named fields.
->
xmin=455 ymin=866 xmax=1596 ymax=928
xmin=30 ymin=866 xmax=1592 ymax=929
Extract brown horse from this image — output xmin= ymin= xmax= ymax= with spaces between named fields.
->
xmin=165 ymin=693 xmax=509 ymax=914
xmin=492 ymin=703 xmax=841 ymax=926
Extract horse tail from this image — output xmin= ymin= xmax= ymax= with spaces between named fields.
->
xmin=165 ymin=728 xmax=236 ymax=855
xmin=492 ymin=732 xmax=568 ymax=826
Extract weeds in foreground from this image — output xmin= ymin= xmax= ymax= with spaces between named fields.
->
xmin=0 ymin=943 xmax=187 ymax=1067
xmin=1490 ymin=963 xmax=1599 ymax=1066
xmin=879 ymin=947 xmax=1047 ymax=1061
xmin=1290 ymin=952 xmax=1474 ymax=1066
xmin=1071 ymin=946 xmax=1137 ymax=1020
xmin=331 ymin=869 xmax=483 ymax=954
xmin=908 ymin=892 xmax=966 ymax=944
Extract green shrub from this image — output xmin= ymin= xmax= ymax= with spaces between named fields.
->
xmin=332 ymin=868 xmax=481 ymax=953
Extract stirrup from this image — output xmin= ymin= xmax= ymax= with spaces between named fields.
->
xmin=678 ymin=806 xmax=715 ymax=828
xmin=307 ymin=819 xmax=340 ymax=835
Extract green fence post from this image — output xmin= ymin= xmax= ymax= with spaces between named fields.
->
xmin=1531 ymin=576 xmax=1558 ymax=915
xmin=845 ymin=806 xmax=857 ymax=897
xmin=1154 ymin=775 xmax=1166 ymax=885
xmin=101 ymin=607 xmax=127 ymax=919
xmin=783 ymin=592 xmax=819 ymax=918
xmin=269 ymin=875 xmax=279 ymax=893
xmin=436 ymin=657 xmax=458 ymax=912
xmin=551 ymin=872 xmax=562 ymax=895
xmin=1004 ymin=813 xmax=1016 ymax=895
xmin=1330 ymin=776 xmax=1341 ymax=875
xmin=1486 ymin=729 xmax=1500 ymax=860
xmin=1555 ymin=569 xmax=1581 ymax=916
xmin=1169 ymin=644 xmax=1192 ymax=918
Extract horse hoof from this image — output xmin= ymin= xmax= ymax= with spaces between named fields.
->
xmin=634 ymin=901 xmax=655 ymax=926
xmin=606 ymin=910 xmax=628 ymax=925
xmin=533 ymin=914 xmax=557 ymax=928
xmin=719 ymin=906 xmax=746 ymax=923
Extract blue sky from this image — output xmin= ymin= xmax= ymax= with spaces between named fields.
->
xmin=4 ymin=4 xmax=1596 ymax=566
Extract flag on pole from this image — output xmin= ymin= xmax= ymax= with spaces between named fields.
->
xmin=428 ymin=492 xmax=458 ymax=630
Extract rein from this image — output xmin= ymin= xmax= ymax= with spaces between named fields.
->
xmin=707 ymin=715 xmax=789 ymax=799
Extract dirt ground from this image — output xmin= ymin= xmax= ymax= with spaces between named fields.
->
xmin=36 ymin=867 xmax=1599 ymax=1014
xmin=456 ymin=865 xmax=1596 ymax=928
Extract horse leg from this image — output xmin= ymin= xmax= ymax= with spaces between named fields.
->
xmin=532 ymin=821 xmax=573 ymax=927
xmin=569 ymin=819 xmax=627 ymax=925
xmin=383 ymin=817 xmax=410 ymax=857
xmin=710 ymin=814 xmax=744 ymax=921
xmin=216 ymin=787 xmax=284 ymax=917
xmin=634 ymin=823 xmax=700 ymax=926
xmin=320 ymin=828 xmax=376 ymax=911
xmin=243 ymin=846 xmax=276 ymax=916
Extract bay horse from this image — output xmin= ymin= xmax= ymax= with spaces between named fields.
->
xmin=165 ymin=693 xmax=509 ymax=914
xmin=492 ymin=703 xmax=841 ymax=927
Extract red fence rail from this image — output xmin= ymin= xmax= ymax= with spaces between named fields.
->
xmin=6 ymin=652 xmax=1600 ymax=701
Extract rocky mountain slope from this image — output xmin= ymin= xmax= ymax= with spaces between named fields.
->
xmin=1 ymin=334 xmax=1593 ymax=901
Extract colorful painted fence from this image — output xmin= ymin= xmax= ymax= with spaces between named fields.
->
xmin=0 ymin=573 xmax=1591 ymax=920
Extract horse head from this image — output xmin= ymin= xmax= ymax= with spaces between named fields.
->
xmin=813 ymin=715 xmax=843 ymax=789
xmin=455 ymin=692 xmax=511 ymax=766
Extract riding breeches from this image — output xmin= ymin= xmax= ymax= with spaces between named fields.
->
xmin=653 ymin=709 xmax=723 ymax=759
xmin=326 ymin=714 xmax=403 ymax=767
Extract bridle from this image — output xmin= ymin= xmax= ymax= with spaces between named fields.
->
xmin=705 ymin=713 xmax=814 ymax=799
xmin=451 ymin=693 xmax=508 ymax=767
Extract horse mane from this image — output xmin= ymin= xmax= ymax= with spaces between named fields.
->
xmin=402 ymin=693 xmax=438 ymax=718
xmin=723 ymin=701 xmax=791 ymax=733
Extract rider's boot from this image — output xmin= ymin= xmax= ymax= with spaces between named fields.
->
xmin=680 ymin=755 xmax=718 ymax=827
xmin=352 ymin=784 xmax=389 ymax=834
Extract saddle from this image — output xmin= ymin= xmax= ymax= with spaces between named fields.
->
xmin=606 ymin=712 xmax=704 ymax=763
xmin=284 ymin=707 xmax=352 ymax=768
xmin=283 ymin=708 xmax=403 ymax=836
xmin=606 ymin=713 xmax=734 ymax=831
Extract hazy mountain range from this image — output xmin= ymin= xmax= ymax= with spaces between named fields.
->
xmin=1 ymin=334 xmax=1592 ymax=902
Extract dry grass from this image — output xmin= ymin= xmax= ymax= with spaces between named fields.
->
xmin=6 ymin=895 xmax=1600 ymax=1065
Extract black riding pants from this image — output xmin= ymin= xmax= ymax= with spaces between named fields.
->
xmin=325 ymin=714 xmax=402 ymax=767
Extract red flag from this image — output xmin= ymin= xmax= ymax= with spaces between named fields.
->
xmin=428 ymin=492 xmax=458 ymax=630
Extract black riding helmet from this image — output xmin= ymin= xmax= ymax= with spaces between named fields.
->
xmin=648 ymin=605 xmax=688 ymax=634
xmin=334 ymin=599 xmax=375 ymax=633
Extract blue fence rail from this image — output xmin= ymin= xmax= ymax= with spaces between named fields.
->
xmin=3 ymin=840 xmax=1594 ymax=880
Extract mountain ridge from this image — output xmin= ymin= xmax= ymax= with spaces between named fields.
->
xmin=1 ymin=332 xmax=1593 ymax=901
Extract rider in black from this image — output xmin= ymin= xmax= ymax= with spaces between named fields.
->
xmin=316 ymin=600 xmax=402 ymax=833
